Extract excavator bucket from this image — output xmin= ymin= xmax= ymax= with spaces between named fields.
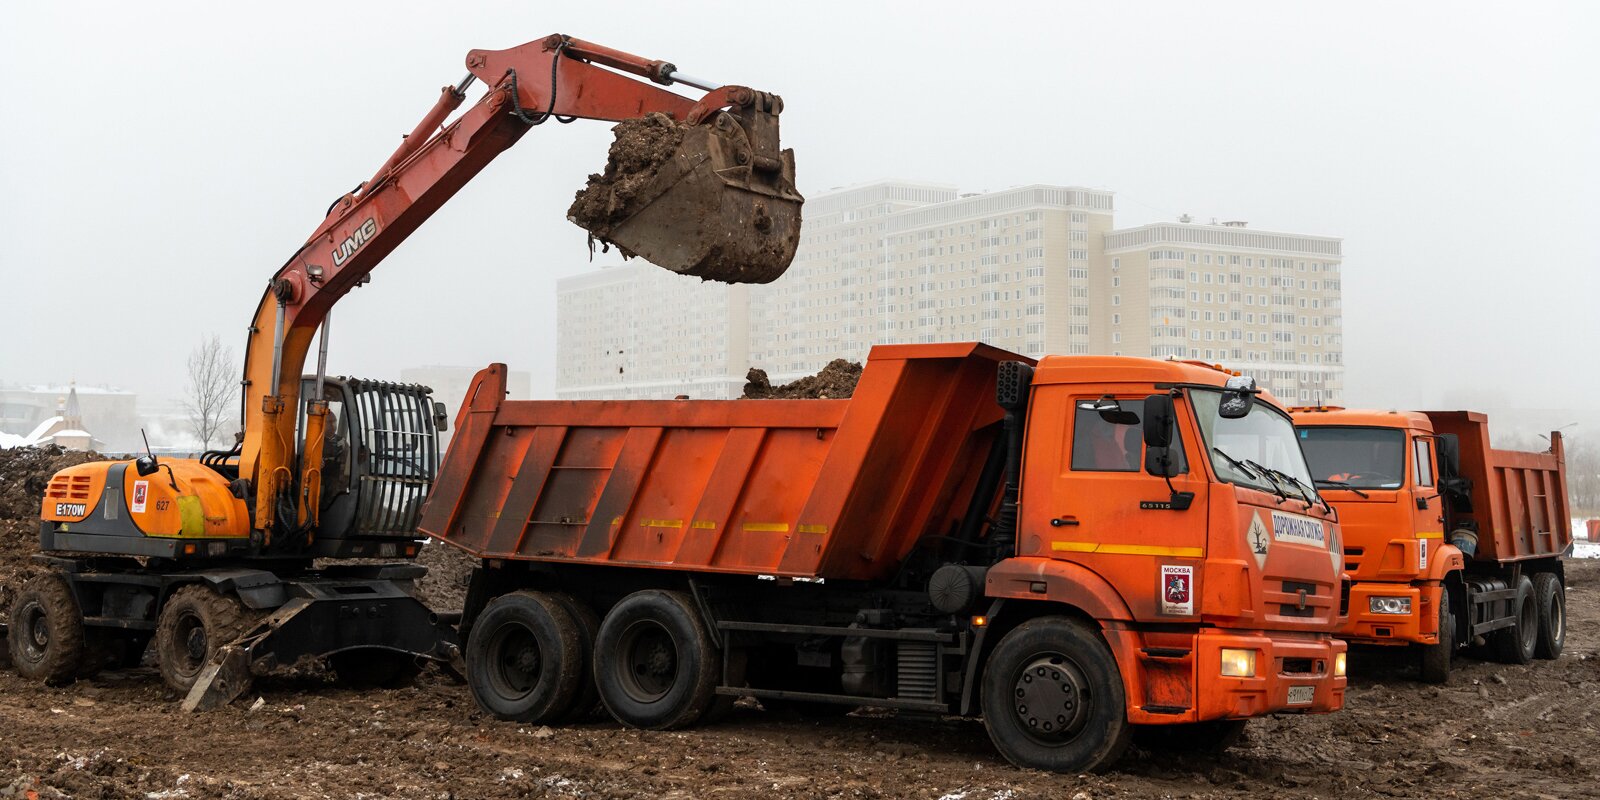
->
xmin=569 ymin=92 xmax=803 ymax=285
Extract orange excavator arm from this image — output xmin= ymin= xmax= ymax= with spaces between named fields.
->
xmin=238 ymin=34 xmax=800 ymax=540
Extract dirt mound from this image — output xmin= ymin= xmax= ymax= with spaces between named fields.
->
xmin=413 ymin=540 xmax=475 ymax=612
xmin=0 ymin=447 xmax=102 ymax=625
xmin=742 ymin=359 xmax=863 ymax=399
xmin=567 ymin=112 xmax=685 ymax=252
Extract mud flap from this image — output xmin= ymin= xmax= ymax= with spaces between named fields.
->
xmin=182 ymin=580 xmax=460 ymax=712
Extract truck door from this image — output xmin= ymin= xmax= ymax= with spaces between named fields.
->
xmin=1032 ymin=391 xmax=1209 ymax=619
xmin=1410 ymin=436 xmax=1444 ymax=565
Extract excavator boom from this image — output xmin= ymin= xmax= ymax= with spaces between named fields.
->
xmin=240 ymin=34 xmax=802 ymax=538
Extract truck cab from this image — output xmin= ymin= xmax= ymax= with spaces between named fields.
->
xmin=1292 ymin=407 xmax=1570 ymax=682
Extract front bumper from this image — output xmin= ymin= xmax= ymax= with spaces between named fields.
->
xmin=1337 ymin=581 xmax=1439 ymax=645
xmin=1195 ymin=629 xmax=1346 ymax=720
xmin=1112 ymin=626 xmax=1346 ymax=724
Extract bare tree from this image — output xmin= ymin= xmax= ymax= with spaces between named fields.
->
xmin=183 ymin=334 xmax=240 ymax=450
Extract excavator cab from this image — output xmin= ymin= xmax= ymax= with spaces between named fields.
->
xmin=297 ymin=376 xmax=442 ymax=557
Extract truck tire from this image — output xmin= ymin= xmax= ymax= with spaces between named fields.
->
xmin=7 ymin=573 xmax=86 ymax=686
xmin=155 ymin=585 xmax=254 ymax=693
xmin=1489 ymin=575 xmax=1537 ymax=665
xmin=465 ymin=591 xmax=583 ymax=723
xmin=594 ymin=590 xmax=719 ymax=730
xmin=546 ymin=592 xmax=602 ymax=722
xmin=1532 ymin=573 xmax=1565 ymax=660
xmin=1418 ymin=592 xmax=1454 ymax=684
xmin=981 ymin=616 xmax=1131 ymax=773
xmin=329 ymin=649 xmax=423 ymax=688
xmin=1132 ymin=719 xmax=1247 ymax=754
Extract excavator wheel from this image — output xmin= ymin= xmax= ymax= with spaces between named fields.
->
xmin=7 ymin=572 xmax=86 ymax=686
xmin=155 ymin=585 xmax=254 ymax=694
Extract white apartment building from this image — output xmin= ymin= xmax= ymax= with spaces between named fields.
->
xmin=555 ymin=181 xmax=1343 ymax=403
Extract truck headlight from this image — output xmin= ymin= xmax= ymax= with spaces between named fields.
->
xmin=1220 ymin=648 xmax=1257 ymax=678
xmin=1334 ymin=652 xmax=1347 ymax=677
xmin=1368 ymin=596 xmax=1412 ymax=615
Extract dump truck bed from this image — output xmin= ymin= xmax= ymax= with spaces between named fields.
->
xmin=419 ymin=343 xmax=1024 ymax=581
xmin=1424 ymin=410 xmax=1572 ymax=563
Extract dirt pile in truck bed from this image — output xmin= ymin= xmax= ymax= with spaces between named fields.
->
xmin=742 ymin=359 xmax=863 ymax=399
xmin=0 ymin=447 xmax=101 ymax=625
xmin=567 ymin=112 xmax=685 ymax=253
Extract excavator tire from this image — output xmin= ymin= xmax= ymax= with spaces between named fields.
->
xmin=155 ymin=585 xmax=254 ymax=694
xmin=7 ymin=573 xmax=86 ymax=686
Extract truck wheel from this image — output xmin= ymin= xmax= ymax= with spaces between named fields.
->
xmin=1532 ymin=573 xmax=1565 ymax=660
xmin=594 ymin=590 xmax=719 ymax=730
xmin=330 ymin=649 xmax=423 ymax=688
xmin=546 ymin=592 xmax=602 ymax=722
xmin=980 ymin=616 xmax=1131 ymax=773
xmin=1418 ymin=593 xmax=1454 ymax=684
xmin=1132 ymin=719 xmax=1247 ymax=754
xmin=1489 ymin=575 xmax=1537 ymax=665
xmin=465 ymin=591 xmax=583 ymax=723
xmin=7 ymin=573 xmax=86 ymax=685
xmin=155 ymin=585 xmax=253 ymax=693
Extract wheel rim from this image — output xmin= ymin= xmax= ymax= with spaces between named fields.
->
xmin=1549 ymin=590 xmax=1564 ymax=642
xmin=17 ymin=601 xmax=49 ymax=663
xmin=1010 ymin=652 xmax=1092 ymax=745
xmin=1519 ymin=595 xmax=1537 ymax=651
xmin=618 ymin=619 xmax=678 ymax=703
xmin=171 ymin=609 xmax=208 ymax=677
xmin=486 ymin=622 xmax=542 ymax=700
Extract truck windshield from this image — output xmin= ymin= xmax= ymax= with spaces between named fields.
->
xmin=1189 ymin=389 xmax=1317 ymax=498
xmin=1296 ymin=427 xmax=1406 ymax=489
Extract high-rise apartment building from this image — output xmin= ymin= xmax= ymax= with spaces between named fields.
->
xmin=555 ymin=181 xmax=1343 ymax=403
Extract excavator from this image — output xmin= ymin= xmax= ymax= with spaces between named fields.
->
xmin=3 ymin=35 xmax=801 ymax=707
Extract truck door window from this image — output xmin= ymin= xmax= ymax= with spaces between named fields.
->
xmin=1070 ymin=402 xmax=1187 ymax=473
xmin=1413 ymin=439 xmax=1434 ymax=487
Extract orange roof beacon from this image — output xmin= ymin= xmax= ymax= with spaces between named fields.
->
xmin=1292 ymin=407 xmax=1571 ymax=683
xmin=423 ymin=345 xmax=1348 ymax=773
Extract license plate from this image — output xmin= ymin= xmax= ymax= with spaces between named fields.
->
xmin=1287 ymin=685 xmax=1315 ymax=705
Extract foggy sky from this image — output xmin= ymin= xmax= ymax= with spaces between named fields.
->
xmin=2 ymin=2 xmax=1596 ymax=420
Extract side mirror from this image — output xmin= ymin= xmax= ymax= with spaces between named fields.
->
xmin=1219 ymin=375 xmax=1257 ymax=420
xmin=1145 ymin=446 xmax=1179 ymax=478
xmin=135 ymin=455 xmax=160 ymax=477
xmin=1143 ymin=394 xmax=1174 ymax=448
xmin=433 ymin=401 xmax=450 ymax=434
xmin=1435 ymin=433 xmax=1461 ymax=479
xmin=1079 ymin=396 xmax=1139 ymax=426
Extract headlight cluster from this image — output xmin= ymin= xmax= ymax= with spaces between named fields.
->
xmin=1368 ymin=596 xmax=1412 ymax=615
xmin=1220 ymin=648 xmax=1257 ymax=678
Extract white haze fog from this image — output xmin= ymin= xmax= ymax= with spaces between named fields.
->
xmin=2 ymin=2 xmax=1596 ymax=436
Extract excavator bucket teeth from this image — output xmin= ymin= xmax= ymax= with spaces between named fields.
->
xmin=569 ymin=102 xmax=803 ymax=285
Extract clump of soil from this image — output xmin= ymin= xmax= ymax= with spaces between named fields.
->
xmin=567 ymin=112 xmax=685 ymax=249
xmin=413 ymin=540 xmax=475 ymax=612
xmin=742 ymin=359 xmax=863 ymax=399
xmin=0 ymin=447 xmax=103 ymax=625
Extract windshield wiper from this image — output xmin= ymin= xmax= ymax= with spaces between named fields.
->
xmin=1266 ymin=468 xmax=1327 ymax=513
xmin=1240 ymin=458 xmax=1296 ymax=505
xmin=1314 ymin=479 xmax=1369 ymax=499
xmin=1211 ymin=447 xmax=1259 ymax=478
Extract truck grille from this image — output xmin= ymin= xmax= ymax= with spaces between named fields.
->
xmin=1278 ymin=580 xmax=1318 ymax=618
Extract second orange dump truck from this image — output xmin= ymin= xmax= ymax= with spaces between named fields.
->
xmin=1292 ymin=408 xmax=1570 ymax=683
xmin=420 ymin=344 xmax=1346 ymax=772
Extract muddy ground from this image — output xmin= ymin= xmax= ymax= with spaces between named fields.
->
xmin=4 ymin=447 xmax=1598 ymax=798
xmin=0 ymin=559 xmax=1592 ymax=798
xmin=743 ymin=359 xmax=863 ymax=400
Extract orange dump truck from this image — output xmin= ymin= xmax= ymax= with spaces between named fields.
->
xmin=421 ymin=344 xmax=1346 ymax=772
xmin=1292 ymin=408 xmax=1571 ymax=683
